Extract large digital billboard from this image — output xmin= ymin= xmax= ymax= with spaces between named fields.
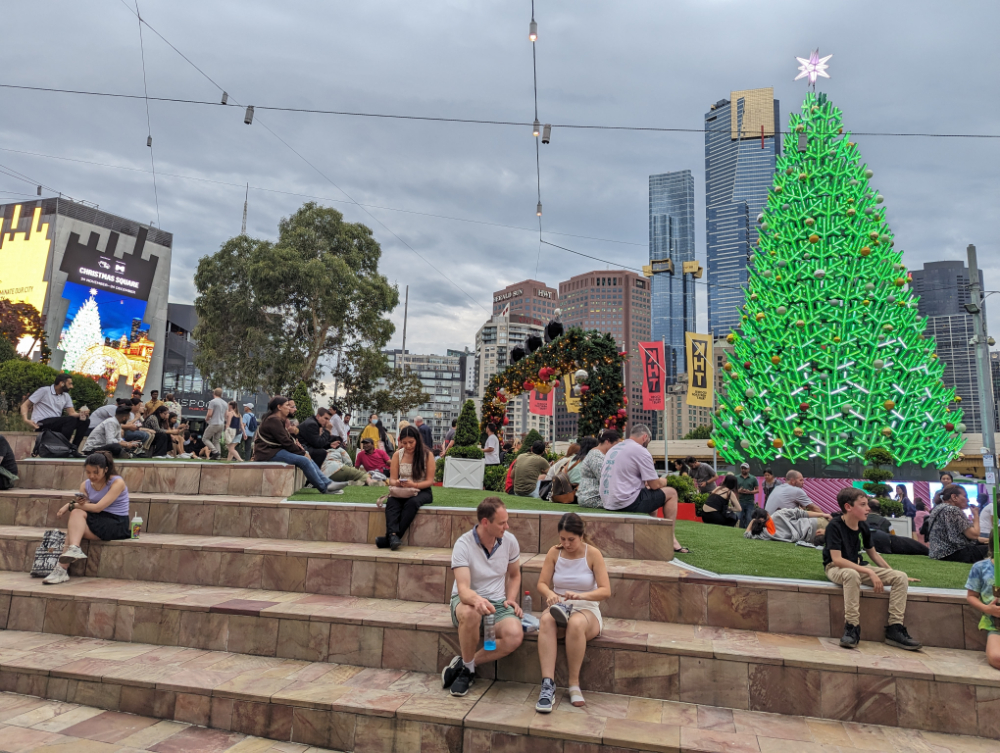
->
xmin=0 ymin=204 xmax=53 ymax=355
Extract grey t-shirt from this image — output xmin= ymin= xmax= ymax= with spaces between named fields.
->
xmin=451 ymin=528 xmax=520 ymax=601
xmin=28 ymin=386 xmax=72 ymax=422
xmin=206 ymin=397 xmax=229 ymax=426
xmin=89 ymin=403 xmax=118 ymax=429
xmin=764 ymin=483 xmax=814 ymax=514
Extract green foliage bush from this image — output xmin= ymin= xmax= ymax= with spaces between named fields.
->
xmin=692 ymin=493 xmax=709 ymax=517
xmin=290 ymin=383 xmax=314 ymax=422
xmin=484 ymin=464 xmax=508 ymax=492
xmin=68 ymin=372 xmax=106 ymax=412
xmin=435 ymin=456 xmax=446 ymax=483
xmin=446 ymin=400 xmax=484 ymax=460
xmin=0 ymin=360 xmax=58 ymax=406
xmin=862 ymin=446 xmax=896 ymax=498
xmin=878 ymin=499 xmax=905 ymax=518
xmin=517 ymin=429 xmax=544 ymax=455
xmin=445 ymin=445 xmax=485 ymax=460
xmin=0 ymin=338 xmax=17 ymax=365
xmin=666 ymin=474 xmax=697 ymax=503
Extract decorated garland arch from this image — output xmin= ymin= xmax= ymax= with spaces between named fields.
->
xmin=481 ymin=327 xmax=628 ymax=438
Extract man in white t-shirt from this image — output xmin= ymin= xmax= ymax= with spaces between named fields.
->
xmin=482 ymin=422 xmax=501 ymax=465
xmin=764 ymin=470 xmax=823 ymax=514
xmin=21 ymin=374 xmax=88 ymax=452
xmin=441 ymin=497 xmax=523 ymax=697
xmin=203 ymin=388 xmax=229 ymax=459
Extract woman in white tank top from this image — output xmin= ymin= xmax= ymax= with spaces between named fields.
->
xmin=534 ymin=512 xmax=611 ymax=713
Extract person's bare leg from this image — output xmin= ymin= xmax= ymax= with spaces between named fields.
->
xmin=564 ymin=612 xmax=599 ymax=688
xmin=58 ymin=509 xmax=99 ymax=570
xmin=537 ymin=610 xmax=559 ymax=679
xmin=986 ymin=633 xmax=1000 ymax=670
xmin=455 ymin=604 xmax=481 ymax=663
xmin=473 ymin=615 xmax=523 ymax=664
xmin=660 ymin=486 xmax=684 ymax=550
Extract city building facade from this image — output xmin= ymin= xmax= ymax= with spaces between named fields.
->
xmin=648 ymin=170 xmax=696 ymax=383
xmin=555 ymin=270 xmax=653 ymax=439
xmin=491 ymin=279 xmax=558 ymax=320
xmin=911 ymin=261 xmax=985 ymax=318
xmin=447 ymin=347 xmax=477 ymax=399
xmin=379 ymin=350 xmax=463 ymax=447
xmin=705 ymin=88 xmax=780 ymax=338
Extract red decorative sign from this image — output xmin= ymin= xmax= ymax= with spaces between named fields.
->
xmin=639 ymin=341 xmax=665 ymax=411
xmin=529 ymin=389 xmax=553 ymax=416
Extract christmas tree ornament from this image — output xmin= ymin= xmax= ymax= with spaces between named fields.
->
xmin=957 ymin=423 xmax=967 ymax=432
xmin=799 ymin=402 xmax=810 ymax=412
xmin=707 ymin=439 xmax=716 ymax=448
xmin=742 ymin=418 xmax=752 ymax=427
xmin=808 ymin=234 xmax=820 ymax=244
xmin=755 ymin=312 xmax=766 ymax=322
xmin=744 ymin=361 xmax=752 ymax=369
xmin=580 ymin=384 xmax=590 ymax=393
xmin=740 ymin=439 xmax=750 ymax=449
xmin=723 ymin=362 xmax=733 ymax=372
xmin=745 ymin=387 xmax=756 ymax=398
xmin=883 ymin=400 xmax=896 ymax=410
xmin=773 ymin=438 xmax=784 ymax=449
xmin=955 ymin=396 xmax=962 ymax=403
xmin=771 ymin=355 xmax=781 ymax=365
xmin=574 ymin=369 xmax=588 ymax=382
xmin=796 ymin=319 xmax=806 ymax=329
xmin=860 ymin=246 xmax=871 ymax=257
xmin=805 ymin=217 xmax=816 ymax=227
xmin=813 ymin=269 xmax=826 ymax=279
xmin=873 ymin=359 xmax=885 ymax=370
xmin=881 ymin=427 xmax=892 ymax=437
xmin=945 ymin=422 xmax=955 ymax=432
xmin=793 ymin=427 xmax=804 ymax=437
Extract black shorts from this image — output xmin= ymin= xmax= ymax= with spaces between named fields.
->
xmin=618 ymin=487 xmax=666 ymax=514
xmin=86 ymin=512 xmax=130 ymax=541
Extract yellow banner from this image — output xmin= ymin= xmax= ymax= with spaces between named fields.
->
xmin=562 ymin=371 xmax=581 ymax=414
xmin=685 ymin=333 xmax=714 ymax=408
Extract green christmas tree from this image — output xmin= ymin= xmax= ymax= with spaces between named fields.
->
xmin=711 ymin=91 xmax=964 ymax=468
xmin=58 ymin=289 xmax=103 ymax=372
xmin=290 ymin=382 xmax=314 ymax=421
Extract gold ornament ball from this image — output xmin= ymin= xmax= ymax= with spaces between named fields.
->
xmin=755 ymin=312 xmax=765 ymax=322
xmin=798 ymin=172 xmax=809 ymax=181
xmin=795 ymin=319 xmax=806 ymax=328
xmin=793 ymin=427 xmax=804 ymax=437
xmin=723 ymin=362 xmax=733 ymax=372
xmin=862 ymin=299 xmax=871 ymax=306
xmin=734 ymin=405 xmax=745 ymax=414
xmin=726 ymin=333 xmax=736 ymax=344
xmin=804 ymin=217 xmax=816 ymax=226
xmin=771 ymin=355 xmax=781 ymax=365
xmin=808 ymin=234 xmax=820 ymax=244
xmin=860 ymin=246 xmax=871 ymax=257
xmin=881 ymin=427 xmax=893 ymax=437
xmin=955 ymin=396 xmax=962 ymax=403
xmin=931 ymin=354 xmax=939 ymax=360
xmin=894 ymin=277 xmax=906 ymax=287
xmin=833 ymin=336 xmax=841 ymax=343
xmin=773 ymin=438 xmax=784 ymax=449
xmin=869 ymin=231 xmax=879 ymax=240
xmin=883 ymin=400 xmax=896 ymax=410
xmin=847 ymin=208 xmax=856 ymax=217
xmin=707 ymin=439 xmax=716 ymax=448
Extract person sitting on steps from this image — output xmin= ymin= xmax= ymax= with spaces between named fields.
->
xmin=376 ymin=425 xmax=434 ymax=550
xmin=534 ymin=512 xmax=611 ymax=712
xmin=43 ymin=452 xmax=132 ymax=585
xmin=441 ymin=498 xmax=524 ymax=698
xmin=823 ymin=487 xmax=922 ymax=651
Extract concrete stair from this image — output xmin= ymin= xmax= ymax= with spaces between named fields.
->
xmin=1 ymin=468 xmax=998 ymax=750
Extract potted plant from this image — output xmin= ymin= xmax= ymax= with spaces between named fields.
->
xmin=443 ymin=400 xmax=486 ymax=489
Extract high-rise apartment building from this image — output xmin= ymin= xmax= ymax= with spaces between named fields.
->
xmin=491 ymin=279 xmax=558 ymax=320
xmin=910 ymin=261 xmax=988 ymax=433
xmin=555 ymin=270 xmax=653 ymax=439
xmin=474 ymin=314 xmax=548 ymax=440
xmin=380 ymin=350 xmax=464 ymax=446
xmin=991 ymin=351 xmax=1000 ymax=430
xmin=705 ymin=88 xmax=780 ymax=337
xmin=648 ymin=170 xmax=696 ymax=383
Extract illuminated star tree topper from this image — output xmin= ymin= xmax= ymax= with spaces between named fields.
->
xmin=795 ymin=49 xmax=832 ymax=89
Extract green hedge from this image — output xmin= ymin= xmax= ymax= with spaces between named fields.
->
xmin=879 ymin=499 xmax=905 ymax=518
xmin=484 ymin=464 xmax=507 ymax=492
xmin=0 ymin=360 xmax=106 ymax=413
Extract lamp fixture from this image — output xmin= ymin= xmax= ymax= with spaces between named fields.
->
xmin=536 ymin=202 xmax=543 ymax=216
xmin=542 ymin=124 xmax=551 ymax=144
xmin=529 ymin=20 xmax=537 ymax=42
xmin=244 ymin=106 xmax=254 ymax=125
xmin=533 ymin=119 xmax=540 ymax=137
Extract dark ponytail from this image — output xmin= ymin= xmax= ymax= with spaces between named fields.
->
xmin=557 ymin=512 xmax=591 ymax=546
xmin=749 ymin=507 xmax=770 ymax=537
xmin=85 ymin=451 xmax=117 ymax=482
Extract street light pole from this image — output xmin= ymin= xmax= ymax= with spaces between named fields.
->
xmin=965 ymin=243 xmax=998 ymax=598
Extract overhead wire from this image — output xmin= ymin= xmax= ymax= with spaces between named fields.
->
xmin=133 ymin=1 xmax=160 ymax=226
xmin=1 ymin=82 xmax=998 ymax=140
xmin=114 ymin=1 xmax=488 ymax=314
xmin=530 ymin=0 xmax=543 ymax=277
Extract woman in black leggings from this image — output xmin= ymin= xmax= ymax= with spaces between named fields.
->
xmin=378 ymin=425 xmax=434 ymax=551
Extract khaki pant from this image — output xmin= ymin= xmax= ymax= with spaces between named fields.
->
xmin=825 ymin=564 xmax=908 ymax=626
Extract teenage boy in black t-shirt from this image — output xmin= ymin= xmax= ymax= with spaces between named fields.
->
xmin=823 ymin=487 xmax=921 ymax=651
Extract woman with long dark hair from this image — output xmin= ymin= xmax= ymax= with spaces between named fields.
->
xmin=141 ymin=404 xmax=176 ymax=458
xmin=43 ymin=451 xmax=132 ymax=585
xmin=534 ymin=512 xmax=611 ymax=713
xmin=252 ymin=396 xmax=332 ymax=494
xmin=379 ymin=424 xmax=434 ymax=550
xmin=894 ymin=484 xmax=916 ymax=520
xmin=701 ymin=474 xmax=742 ymax=526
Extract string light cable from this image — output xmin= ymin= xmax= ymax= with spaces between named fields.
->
xmin=133 ymin=1 xmax=160 ymax=226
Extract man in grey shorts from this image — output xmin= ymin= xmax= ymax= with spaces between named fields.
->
xmin=441 ymin=497 xmax=524 ymax=697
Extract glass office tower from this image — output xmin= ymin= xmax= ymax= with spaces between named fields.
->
xmin=705 ymin=88 xmax=780 ymax=337
xmin=648 ymin=170 xmax=695 ymax=383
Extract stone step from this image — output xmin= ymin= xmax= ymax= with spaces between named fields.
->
xmin=0 ymin=525 xmax=986 ymax=650
xmin=0 ymin=629 xmax=996 ymax=751
xmin=0 ymin=488 xmax=677 ymax=561
xmin=4 ymin=566 xmax=1000 ymax=735
xmin=13 ymin=459 xmax=302 ymax=498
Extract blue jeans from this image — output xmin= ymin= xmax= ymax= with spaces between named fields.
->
xmin=738 ymin=500 xmax=756 ymax=530
xmin=272 ymin=449 xmax=329 ymax=493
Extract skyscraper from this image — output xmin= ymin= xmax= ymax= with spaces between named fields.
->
xmin=911 ymin=260 xmax=988 ymax=433
xmin=491 ymin=279 xmax=557 ymax=319
xmin=705 ymin=88 xmax=780 ymax=337
xmin=555 ymin=270 xmax=652 ymax=439
xmin=648 ymin=170 xmax=695 ymax=383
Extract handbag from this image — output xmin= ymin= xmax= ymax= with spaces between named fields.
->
xmin=388 ymin=486 xmax=420 ymax=499
xmin=550 ymin=458 xmax=583 ymax=504
xmin=30 ymin=529 xmax=66 ymax=577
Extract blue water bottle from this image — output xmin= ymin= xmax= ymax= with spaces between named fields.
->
xmin=483 ymin=614 xmax=497 ymax=651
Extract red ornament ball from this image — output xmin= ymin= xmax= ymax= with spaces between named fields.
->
xmin=580 ymin=384 xmax=590 ymax=393
xmin=623 ymin=397 xmax=628 ymax=405
xmin=744 ymin=361 xmax=752 ymax=369
xmin=945 ymin=422 xmax=955 ymax=432
xmin=799 ymin=402 xmax=810 ymax=411
xmin=502 ymin=416 xmax=509 ymax=425
xmin=523 ymin=380 xmax=535 ymax=390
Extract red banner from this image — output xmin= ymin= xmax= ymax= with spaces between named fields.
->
xmin=639 ymin=341 xmax=665 ymax=411
xmin=529 ymin=389 xmax=554 ymax=416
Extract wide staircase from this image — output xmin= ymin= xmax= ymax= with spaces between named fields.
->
xmin=0 ymin=458 xmax=997 ymax=751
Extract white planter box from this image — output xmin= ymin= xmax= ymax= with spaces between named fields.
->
xmin=887 ymin=517 xmax=912 ymax=538
xmin=443 ymin=457 xmax=486 ymax=490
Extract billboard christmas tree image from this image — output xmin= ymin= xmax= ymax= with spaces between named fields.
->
xmin=711 ymin=78 xmax=964 ymax=469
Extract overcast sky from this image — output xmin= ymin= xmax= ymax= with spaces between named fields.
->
xmin=2 ymin=0 xmax=998 ymax=380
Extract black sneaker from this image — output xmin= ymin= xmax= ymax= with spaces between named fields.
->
xmin=375 ymin=536 xmax=389 ymax=549
xmin=885 ymin=624 xmax=922 ymax=651
xmin=535 ymin=678 xmax=555 ymax=713
xmin=441 ymin=655 xmax=462 ymax=689
xmin=389 ymin=533 xmax=402 ymax=551
xmin=450 ymin=666 xmax=475 ymax=697
xmin=839 ymin=622 xmax=860 ymax=649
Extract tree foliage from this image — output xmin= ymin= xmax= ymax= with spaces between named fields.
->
xmin=0 ymin=336 xmax=16 ymax=365
xmin=517 ymin=429 xmax=545 ymax=455
xmin=683 ymin=425 xmax=713 ymax=440
xmin=0 ymin=299 xmax=49 ymax=363
xmin=862 ymin=446 xmax=895 ymax=498
xmin=446 ymin=400 xmax=484 ymax=460
xmin=290 ymin=382 xmax=314 ymax=421
xmin=193 ymin=203 xmax=399 ymax=397
xmin=0 ymin=361 xmax=104 ymax=411
xmin=333 ymin=346 xmax=429 ymax=418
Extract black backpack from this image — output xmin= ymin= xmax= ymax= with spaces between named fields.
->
xmin=32 ymin=431 xmax=76 ymax=458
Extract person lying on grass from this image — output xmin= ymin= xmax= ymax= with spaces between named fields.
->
xmin=745 ymin=506 xmax=830 ymax=544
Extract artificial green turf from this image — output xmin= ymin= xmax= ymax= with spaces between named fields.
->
xmin=289 ymin=486 xmax=640 ymax=515
xmin=673 ymin=520 xmax=974 ymax=591
xmin=291 ymin=487 xmax=976 ymax=590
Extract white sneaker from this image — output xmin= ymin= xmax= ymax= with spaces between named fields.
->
xmin=178 ymin=453 xmax=193 ymax=459
xmin=43 ymin=567 xmax=70 ymax=585
xmin=59 ymin=545 xmax=87 ymax=563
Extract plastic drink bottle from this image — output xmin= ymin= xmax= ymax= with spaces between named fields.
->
xmin=130 ymin=514 xmax=143 ymax=539
xmin=522 ymin=591 xmax=532 ymax=614
xmin=483 ymin=614 xmax=496 ymax=651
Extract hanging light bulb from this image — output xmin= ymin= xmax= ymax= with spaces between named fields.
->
xmin=529 ymin=20 xmax=537 ymax=41
xmin=533 ymin=119 xmax=541 ymax=137
xmin=244 ymin=106 xmax=254 ymax=125
xmin=536 ymin=202 xmax=543 ymax=216
xmin=146 ymin=135 xmax=152 ymax=147
xmin=542 ymin=124 xmax=551 ymax=144
xmin=221 ymin=92 xmax=228 ymax=105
